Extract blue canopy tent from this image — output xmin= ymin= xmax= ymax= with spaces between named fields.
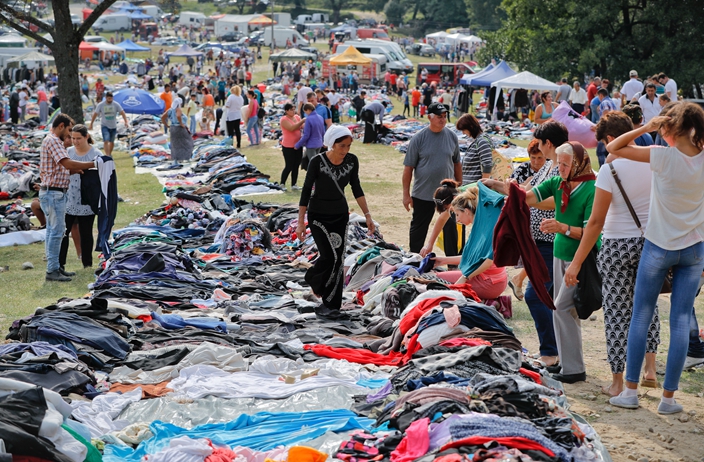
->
xmin=461 ymin=60 xmax=516 ymax=87
xmin=127 ymin=10 xmax=153 ymax=20
xmin=116 ymin=39 xmax=150 ymax=52
xmin=112 ymin=88 xmax=165 ymax=115
xmin=459 ymin=63 xmax=494 ymax=85
xmin=115 ymin=4 xmax=141 ymax=11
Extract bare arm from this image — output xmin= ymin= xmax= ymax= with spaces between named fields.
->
xmin=89 ymin=111 xmax=98 ymax=129
xmin=466 ymin=258 xmax=493 ymax=281
xmin=454 ymin=162 xmax=462 ymax=184
xmin=420 ymin=210 xmax=450 ymax=257
xmin=606 ymin=116 xmax=668 ymax=162
xmin=402 ymin=165 xmax=414 ymax=211
xmin=295 ymin=205 xmax=307 ymax=240
xmin=121 ymin=110 xmax=129 ymax=126
xmin=354 ymin=196 xmax=376 ymax=235
xmin=563 ymin=188 xmax=612 ymax=286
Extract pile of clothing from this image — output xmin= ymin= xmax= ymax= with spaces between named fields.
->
xmin=0 ymin=160 xmax=39 ymax=198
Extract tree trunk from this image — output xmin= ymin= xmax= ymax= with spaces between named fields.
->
xmin=51 ymin=2 xmax=85 ymax=124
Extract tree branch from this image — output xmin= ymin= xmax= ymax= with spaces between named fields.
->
xmin=0 ymin=2 xmax=54 ymax=34
xmin=77 ymin=0 xmax=121 ymax=37
xmin=0 ymin=13 xmax=53 ymax=47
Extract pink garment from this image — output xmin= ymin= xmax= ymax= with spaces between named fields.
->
xmin=437 ymin=266 xmax=507 ymax=300
xmin=206 ymin=441 xmax=238 ymax=462
xmin=443 ymin=304 xmax=461 ymax=328
xmin=439 ymin=337 xmax=492 ymax=348
xmin=390 ymin=417 xmax=430 ymax=462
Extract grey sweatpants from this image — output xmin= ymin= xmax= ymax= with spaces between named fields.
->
xmin=553 ymin=258 xmax=585 ymax=375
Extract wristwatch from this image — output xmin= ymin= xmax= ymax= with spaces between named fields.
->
xmin=565 ymin=225 xmax=571 ymax=237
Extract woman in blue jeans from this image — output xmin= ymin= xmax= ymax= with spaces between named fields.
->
xmin=605 ymin=102 xmax=704 ymax=415
xmin=246 ymin=89 xmax=261 ymax=146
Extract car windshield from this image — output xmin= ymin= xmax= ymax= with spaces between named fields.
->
xmin=376 ymin=31 xmax=389 ymax=39
xmin=388 ymin=51 xmax=399 ymax=61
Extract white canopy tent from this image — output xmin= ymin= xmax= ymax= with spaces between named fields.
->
xmin=459 ymin=35 xmax=483 ymax=44
xmin=444 ymin=33 xmax=466 ymax=45
xmin=425 ymin=31 xmax=448 ymax=41
xmin=93 ymin=42 xmax=126 ymax=52
xmin=491 ymin=71 xmax=560 ymax=120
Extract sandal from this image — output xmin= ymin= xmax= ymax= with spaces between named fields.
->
xmin=531 ymin=356 xmax=559 ymax=369
xmin=640 ymin=376 xmax=659 ymax=388
xmin=508 ymin=280 xmax=524 ymax=301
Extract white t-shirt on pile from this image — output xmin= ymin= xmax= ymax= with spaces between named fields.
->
xmin=648 ymin=146 xmax=704 ymax=250
xmin=595 ymin=158 xmax=651 ymax=239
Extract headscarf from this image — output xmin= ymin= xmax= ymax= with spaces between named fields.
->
xmin=557 ymin=141 xmax=595 ymax=213
xmin=171 ymin=96 xmax=183 ymax=111
xmin=323 ymin=124 xmax=352 ymax=149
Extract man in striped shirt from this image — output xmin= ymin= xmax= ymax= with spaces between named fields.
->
xmin=40 ymin=114 xmax=97 ymax=282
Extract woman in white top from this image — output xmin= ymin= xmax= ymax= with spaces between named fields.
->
xmin=564 ymin=112 xmax=660 ymax=397
xmin=604 ymin=102 xmax=704 ymax=415
xmin=224 ymin=85 xmax=244 ymax=149
xmin=59 ymin=124 xmax=102 ymax=270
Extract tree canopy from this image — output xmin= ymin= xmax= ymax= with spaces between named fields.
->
xmin=483 ymin=0 xmax=704 ymax=97
xmin=0 ymin=0 xmax=121 ymax=123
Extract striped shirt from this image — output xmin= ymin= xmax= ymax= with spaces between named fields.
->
xmin=40 ymin=132 xmax=70 ymax=189
xmin=461 ymin=134 xmax=494 ymax=185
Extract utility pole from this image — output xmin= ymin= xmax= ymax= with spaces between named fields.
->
xmin=270 ymin=0 xmax=276 ymax=49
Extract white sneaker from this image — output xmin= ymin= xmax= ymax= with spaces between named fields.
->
xmin=609 ymin=391 xmax=639 ymax=409
xmin=684 ymin=356 xmax=704 ymax=369
xmin=291 ymin=185 xmax=302 ymax=191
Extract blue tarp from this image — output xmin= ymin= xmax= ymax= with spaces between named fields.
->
xmin=459 ymin=62 xmax=494 ymax=85
xmin=460 ymin=60 xmax=516 ymax=87
xmin=116 ymin=39 xmax=150 ymax=52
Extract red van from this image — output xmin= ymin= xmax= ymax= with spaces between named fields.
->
xmin=355 ymin=28 xmax=390 ymax=41
xmin=416 ymin=62 xmax=476 ymax=87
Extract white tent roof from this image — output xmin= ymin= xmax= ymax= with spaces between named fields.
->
xmin=491 ymin=71 xmax=560 ymax=91
xmin=459 ymin=35 xmax=483 ymax=43
xmin=93 ymin=42 xmax=126 ymax=52
xmin=425 ymin=31 xmax=447 ymax=39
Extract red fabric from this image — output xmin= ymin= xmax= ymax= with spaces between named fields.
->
xmin=398 ymin=296 xmax=455 ymax=335
xmin=305 ymin=333 xmax=421 ymax=366
xmin=519 ymin=367 xmax=542 ymax=385
xmin=492 ymin=182 xmax=555 ymax=310
xmin=447 ymin=283 xmax=481 ymax=302
xmin=439 ymin=338 xmax=491 ymax=348
xmin=205 ymin=440 xmax=238 ymax=462
xmin=390 ymin=418 xmax=430 ymax=462
xmin=440 ymin=436 xmax=555 ymax=457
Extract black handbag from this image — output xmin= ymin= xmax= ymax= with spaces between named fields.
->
xmin=573 ymin=245 xmax=602 ymax=320
xmin=608 ymin=163 xmax=673 ymax=293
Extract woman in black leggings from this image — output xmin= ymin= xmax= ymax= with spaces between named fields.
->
xmin=280 ymin=103 xmax=306 ymax=190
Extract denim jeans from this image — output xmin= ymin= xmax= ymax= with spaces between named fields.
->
xmin=39 ymin=190 xmax=67 ymax=273
xmin=246 ymin=115 xmax=260 ymax=145
xmin=524 ymin=241 xmax=558 ymax=357
xmin=190 ymin=115 xmax=197 ymax=133
xmin=627 ymin=240 xmax=704 ymax=391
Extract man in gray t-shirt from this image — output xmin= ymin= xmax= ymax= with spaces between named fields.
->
xmin=556 ymin=78 xmax=571 ymax=102
xmin=89 ymin=92 xmax=128 ymax=156
xmin=402 ymin=103 xmax=461 ymax=253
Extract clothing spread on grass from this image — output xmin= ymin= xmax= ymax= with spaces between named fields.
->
xmin=0 ymin=129 xmax=610 ymax=462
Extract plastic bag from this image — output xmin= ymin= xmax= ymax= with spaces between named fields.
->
xmin=573 ymin=245 xmax=602 ymax=320
xmin=552 ymin=101 xmax=597 ymax=148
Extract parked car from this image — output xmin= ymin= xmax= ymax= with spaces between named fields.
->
xmin=405 ymin=43 xmax=435 ymax=57
xmin=153 ymin=36 xmax=185 ymax=46
xmin=219 ymin=31 xmax=242 ymax=42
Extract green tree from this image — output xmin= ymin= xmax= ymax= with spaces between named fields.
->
xmin=467 ymin=0 xmax=505 ymax=31
xmin=412 ymin=0 xmax=470 ymax=36
xmin=158 ymin=0 xmax=182 ymax=13
xmin=326 ymin=0 xmax=350 ymax=24
xmin=383 ymin=0 xmax=405 ymax=26
xmin=493 ymin=0 xmax=704 ymax=96
xmin=0 ymin=0 xmax=120 ymax=123
xmin=474 ymin=30 xmax=510 ymax=65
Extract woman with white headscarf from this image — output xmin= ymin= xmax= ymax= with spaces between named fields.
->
xmin=296 ymin=125 xmax=376 ymax=317
xmin=161 ymin=96 xmax=193 ymax=166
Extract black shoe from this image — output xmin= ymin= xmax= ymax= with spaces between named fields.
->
xmin=546 ymin=363 xmax=562 ymax=374
xmin=314 ymin=305 xmax=344 ymax=319
xmin=46 ymin=270 xmax=72 ymax=282
xmin=551 ymin=372 xmax=587 ymax=384
xmin=59 ymin=267 xmax=76 ymax=277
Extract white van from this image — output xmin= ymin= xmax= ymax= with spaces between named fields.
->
xmin=336 ymin=40 xmax=414 ymax=75
xmin=272 ymin=13 xmax=291 ymax=27
xmin=93 ymin=14 xmax=132 ymax=32
xmin=141 ymin=6 xmax=163 ymax=19
xmin=260 ymin=27 xmax=309 ymax=47
xmin=312 ymin=13 xmax=329 ymax=23
xmin=295 ymin=14 xmax=313 ymax=25
xmin=179 ymin=12 xmax=206 ymax=27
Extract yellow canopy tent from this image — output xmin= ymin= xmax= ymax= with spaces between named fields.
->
xmin=329 ymin=46 xmax=372 ymax=65
xmin=249 ymin=15 xmax=276 ymax=26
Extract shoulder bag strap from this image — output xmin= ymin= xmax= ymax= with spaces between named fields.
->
xmin=320 ymin=153 xmax=346 ymax=198
xmin=608 ymin=163 xmax=644 ymax=236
